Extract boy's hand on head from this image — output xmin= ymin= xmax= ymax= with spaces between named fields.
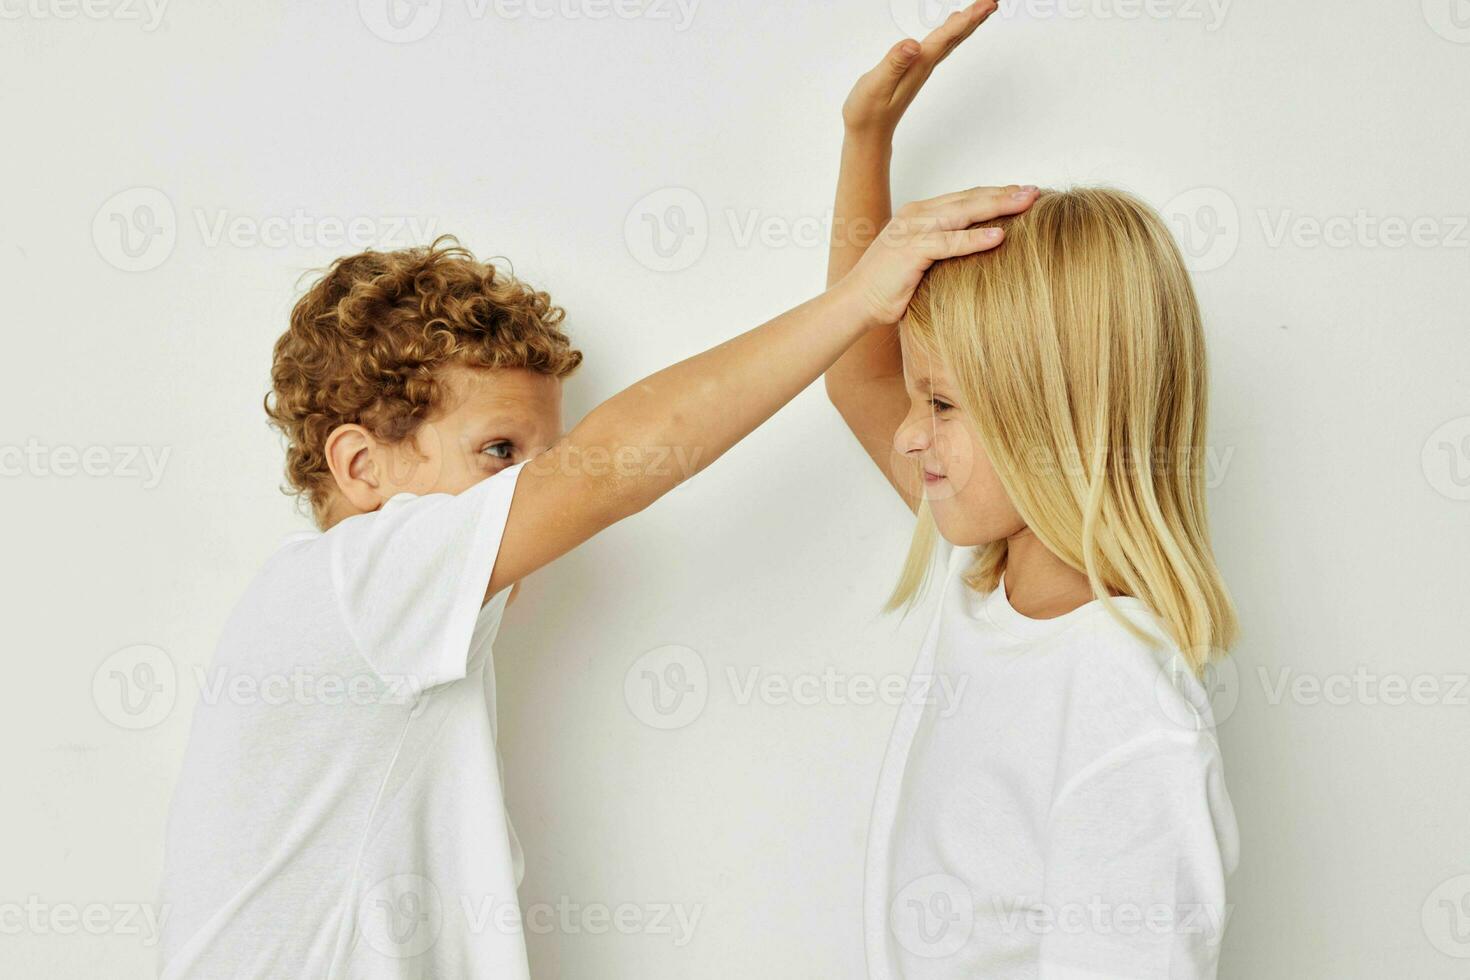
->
xmin=842 ymin=0 xmax=999 ymax=140
xmin=839 ymin=184 xmax=1036 ymax=328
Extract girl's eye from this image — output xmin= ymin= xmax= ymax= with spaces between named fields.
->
xmin=929 ymin=397 xmax=954 ymax=414
xmin=481 ymin=441 xmax=515 ymax=460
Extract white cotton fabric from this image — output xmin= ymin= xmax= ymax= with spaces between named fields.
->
xmin=158 ymin=461 xmax=531 ymax=979
xmin=865 ymin=544 xmax=1239 ymax=980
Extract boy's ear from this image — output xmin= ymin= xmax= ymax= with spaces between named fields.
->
xmin=324 ymin=424 xmax=384 ymax=514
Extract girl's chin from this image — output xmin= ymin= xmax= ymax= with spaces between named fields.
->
xmin=930 ymin=514 xmax=983 ymax=549
xmin=929 ymin=505 xmax=1016 ymax=549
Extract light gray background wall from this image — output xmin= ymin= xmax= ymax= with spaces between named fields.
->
xmin=3 ymin=0 xmax=1467 ymax=977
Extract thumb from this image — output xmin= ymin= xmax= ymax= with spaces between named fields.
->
xmin=883 ymin=39 xmax=922 ymax=78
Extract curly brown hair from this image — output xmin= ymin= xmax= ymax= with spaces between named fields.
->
xmin=265 ymin=235 xmax=581 ymax=521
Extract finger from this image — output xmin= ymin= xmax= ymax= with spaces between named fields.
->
xmin=894 ymin=2 xmax=997 ymax=104
xmin=929 ymin=182 xmax=1034 ymax=208
xmin=922 ymin=183 xmax=1014 ymax=209
xmin=858 ymin=40 xmax=917 ymax=100
xmin=913 ymin=184 xmax=1038 ymax=228
xmin=883 ymin=38 xmax=923 ymax=77
xmin=949 ymin=0 xmax=1000 ymax=48
xmin=932 ymin=225 xmax=1007 ymax=259
xmin=918 ymin=2 xmax=983 ymax=54
xmin=918 ymin=184 xmax=1039 ymax=230
xmin=920 ymin=0 xmax=997 ymax=64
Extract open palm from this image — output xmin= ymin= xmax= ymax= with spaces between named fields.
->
xmin=842 ymin=0 xmax=999 ymax=137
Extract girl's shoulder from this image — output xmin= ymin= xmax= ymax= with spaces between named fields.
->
xmin=1039 ymin=599 xmax=1229 ymax=750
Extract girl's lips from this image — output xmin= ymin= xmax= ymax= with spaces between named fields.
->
xmin=923 ymin=470 xmax=945 ymax=484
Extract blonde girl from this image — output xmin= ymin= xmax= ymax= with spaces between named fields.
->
xmin=826 ymin=4 xmax=1239 ymax=978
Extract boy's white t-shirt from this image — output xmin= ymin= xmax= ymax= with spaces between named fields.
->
xmin=866 ymin=544 xmax=1239 ymax=980
xmin=158 ymin=461 xmax=532 ymax=980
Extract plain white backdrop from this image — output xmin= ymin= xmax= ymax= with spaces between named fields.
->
xmin=2 ymin=0 xmax=1468 ymax=976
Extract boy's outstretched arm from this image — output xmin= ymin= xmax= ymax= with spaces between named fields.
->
xmin=485 ymin=186 xmax=1019 ymax=598
xmin=823 ymin=0 xmax=1029 ymax=512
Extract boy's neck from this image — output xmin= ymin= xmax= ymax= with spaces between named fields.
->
xmin=319 ymin=494 xmax=365 ymax=532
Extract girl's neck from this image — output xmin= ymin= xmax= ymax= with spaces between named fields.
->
xmin=1001 ymin=528 xmax=1107 ymax=620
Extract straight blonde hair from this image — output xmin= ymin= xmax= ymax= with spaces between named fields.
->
xmin=888 ymin=187 xmax=1237 ymax=672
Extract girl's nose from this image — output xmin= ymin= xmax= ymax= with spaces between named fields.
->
xmin=895 ymin=408 xmax=932 ymax=457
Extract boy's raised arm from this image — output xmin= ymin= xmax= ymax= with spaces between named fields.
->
xmin=824 ymin=0 xmax=1020 ymax=512
xmin=485 ymin=186 xmax=1018 ymax=599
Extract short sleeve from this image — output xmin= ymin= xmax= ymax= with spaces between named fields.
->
xmin=329 ymin=461 xmax=528 ymax=691
xmin=1038 ymin=733 xmax=1238 ymax=980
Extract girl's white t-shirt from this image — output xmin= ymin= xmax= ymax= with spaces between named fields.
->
xmin=158 ymin=462 xmax=532 ymax=980
xmin=865 ymin=545 xmax=1239 ymax=980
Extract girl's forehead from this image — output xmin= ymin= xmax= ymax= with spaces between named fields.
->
xmin=898 ymin=329 xmax=953 ymax=387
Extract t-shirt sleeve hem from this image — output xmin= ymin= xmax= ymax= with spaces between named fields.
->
xmin=431 ymin=461 xmax=529 ymax=688
xmin=1046 ymin=728 xmax=1214 ymax=822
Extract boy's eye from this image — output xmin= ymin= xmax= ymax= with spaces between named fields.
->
xmin=481 ymin=441 xmax=515 ymax=460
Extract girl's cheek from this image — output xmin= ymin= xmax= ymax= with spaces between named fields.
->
xmin=935 ymin=428 xmax=975 ymax=493
xmin=929 ymin=431 xmax=964 ymax=487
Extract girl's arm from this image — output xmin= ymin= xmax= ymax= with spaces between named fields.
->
xmin=826 ymin=0 xmax=1000 ymax=288
xmin=485 ymin=186 xmax=1018 ymax=597
xmin=824 ymin=0 xmax=1027 ymax=511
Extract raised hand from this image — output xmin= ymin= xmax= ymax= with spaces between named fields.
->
xmin=842 ymin=0 xmax=1000 ymax=139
